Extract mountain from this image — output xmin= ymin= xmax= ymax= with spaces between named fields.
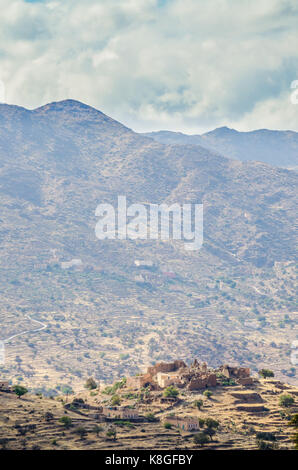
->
xmin=142 ymin=130 xmax=206 ymax=147
xmin=0 ymin=100 xmax=296 ymax=392
xmin=143 ymin=127 xmax=298 ymax=168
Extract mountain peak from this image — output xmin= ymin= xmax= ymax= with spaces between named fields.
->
xmin=204 ymin=126 xmax=238 ymax=137
xmin=31 ymin=99 xmax=133 ymax=133
xmin=33 ymin=99 xmax=107 ymax=117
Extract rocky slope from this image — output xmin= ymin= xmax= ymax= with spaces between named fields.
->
xmin=0 ymin=100 xmax=297 ymax=391
xmin=0 ymin=365 xmax=297 ymax=450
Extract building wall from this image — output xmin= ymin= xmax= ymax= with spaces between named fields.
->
xmin=126 ymin=376 xmax=144 ymax=389
xmin=156 ymin=373 xmax=182 ymax=388
xmin=187 ymin=373 xmax=217 ymax=390
xmin=103 ymin=407 xmax=139 ymax=420
xmin=147 ymin=360 xmax=186 ymax=376
xmin=164 ymin=416 xmax=199 ymax=431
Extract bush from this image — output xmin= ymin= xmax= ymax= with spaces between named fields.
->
xmin=106 ymin=429 xmax=117 ymax=441
xmin=205 ymin=418 xmax=220 ymax=429
xmin=163 ymin=386 xmax=179 ymax=398
xmin=204 ymin=427 xmax=216 ymax=440
xmin=111 ymin=394 xmax=121 ymax=406
xmin=194 ymin=399 xmax=203 ymax=410
xmin=193 ymin=432 xmax=210 ymax=446
xmin=203 ymin=390 xmax=213 ymax=399
xmin=164 ymin=422 xmax=172 ymax=429
xmin=13 ymin=385 xmax=28 ymax=399
xmin=73 ymin=426 xmax=88 ymax=440
xmin=59 ymin=416 xmax=73 ymax=429
xmin=258 ymin=369 xmax=274 ymax=379
xmin=102 ymin=378 xmax=126 ymax=395
xmin=279 ymin=394 xmax=295 ymax=408
xmin=145 ymin=413 xmax=158 ymax=422
xmin=85 ymin=377 xmax=97 ymax=390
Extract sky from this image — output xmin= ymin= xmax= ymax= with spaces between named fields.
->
xmin=0 ymin=0 xmax=297 ymax=133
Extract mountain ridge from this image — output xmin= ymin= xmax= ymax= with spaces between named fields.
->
xmin=143 ymin=126 xmax=298 ymax=168
xmin=0 ymin=99 xmax=296 ymax=391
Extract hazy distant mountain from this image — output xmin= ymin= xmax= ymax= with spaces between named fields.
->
xmin=0 ymin=100 xmax=297 ymax=389
xmin=0 ymin=99 xmax=296 ymax=270
xmin=142 ymin=130 xmax=206 ymax=147
xmin=143 ymin=127 xmax=298 ymax=168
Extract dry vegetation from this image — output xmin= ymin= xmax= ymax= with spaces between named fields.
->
xmin=0 ymin=375 xmax=297 ymax=450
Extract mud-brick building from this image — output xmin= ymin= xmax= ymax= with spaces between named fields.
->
xmin=163 ymin=416 xmax=200 ymax=431
xmin=102 ymin=406 xmax=140 ymax=421
xmin=156 ymin=372 xmax=183 ymax=388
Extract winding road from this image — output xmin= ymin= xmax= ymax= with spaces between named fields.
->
xmin=2 ymin=315 xmax=47 ymax=344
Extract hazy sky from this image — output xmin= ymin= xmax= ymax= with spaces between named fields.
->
xmin=0 ymin=0 xmax=297 ymax=133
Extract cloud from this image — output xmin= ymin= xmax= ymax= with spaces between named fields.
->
xmin=0 ymin=0 xmax=297 ymax=132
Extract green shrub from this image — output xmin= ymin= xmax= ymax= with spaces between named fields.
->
xmin=205 ymin=418 xmax=220 ymax=429
xmin=258 ymin=369 xmax=274 ymax=378
xmin=59 ymin=416 xmax=73 ymax=429
xmin=194 ymin=399 xmax=203 ymax=410
xmin=193 ymin=432 xmax=210 ymax=446
xmin=111 ymin=394 xmax=121 ymax=406
xmin=145 ymin=413 xmax=158 ymax=422
xmin=279 ymin=394 xmax=295 ymax=408
xmin=85 ymin=377 xmax=97 ymax=390
xmin=163 ymin=386 xmax=179 ymax=398
xmin=13 ymin=385 xmax=28 ymax=399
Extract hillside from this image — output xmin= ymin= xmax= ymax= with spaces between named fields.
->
xmin=0 ymin=360 xmax=297 ymax=450
xmin=143 ymin=127 xmax=298 ymax=168
xmin=0 ymin=100 xmax=297 ymax=393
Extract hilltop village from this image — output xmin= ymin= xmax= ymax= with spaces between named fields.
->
xmin=1 ymin=358 xmax=297 ymax=450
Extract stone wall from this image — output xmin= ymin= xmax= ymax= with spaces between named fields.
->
xmin=147 ymin=360 xmax=186 ymax=376
xmin=187 ymin=373 xmax=217 ymax=390
xmin=220 ymin=365 xmax=250 ymax=379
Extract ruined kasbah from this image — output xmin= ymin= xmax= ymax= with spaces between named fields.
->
xmin=125 ymin=360 xmax=253 ymax=392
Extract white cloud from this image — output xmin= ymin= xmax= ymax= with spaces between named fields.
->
xmin=0 ymin=0 xmax=297 ymax=132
